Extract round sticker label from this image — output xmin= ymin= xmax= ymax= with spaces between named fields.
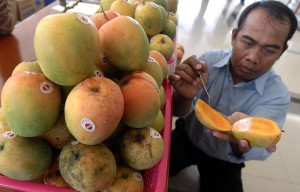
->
xmin=151 ymin=2 xmax=158 ymax=8
xmin=148 ymin=57 xmax=156 ymax=63
xmin=71 ymin=140 xmax=79 ymax=145
xmin=150 ymin=129 xmax=161 ymax=139
xmin=94 ymin=70 xmax=103 ymax=77
xmin=127 ymin=16 xmax=139 ymax=26
xmin=76 ymin=14 xmax=91 ymax=25
xmin=40 ymin=81 xmax=54 ymax=94
xmin=81 ymin=118 xmax=96 ymax=132
xmin=150 ymin=36 xmax=156 ymax=43
xmin=133 ymin=172 xmax=143 ymax=182
xmin=3 ymin=131 xmax=16 ymax=139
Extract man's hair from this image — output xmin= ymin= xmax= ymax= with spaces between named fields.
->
xmin=236 ymin=1 xmax=298 ymax=45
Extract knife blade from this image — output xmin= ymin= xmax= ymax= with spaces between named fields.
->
xmin=197 ymin=71 xmax=211 ymax=103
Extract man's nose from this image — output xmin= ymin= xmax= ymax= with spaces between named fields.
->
xmin=245 ymin=46 xmax=261 ymax=64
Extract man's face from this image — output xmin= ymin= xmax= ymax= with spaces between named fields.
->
xmin=230 ymin=8 xmax=290 ymax=83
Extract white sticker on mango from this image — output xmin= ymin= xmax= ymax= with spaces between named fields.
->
xmin=40 ymin=81 xmax=54 ymax=94
xmin=94 ymin=70 xmax=103 ymax=77
xmin=127 ymin=16 xmax=139 ymax=26
xmin=81 ymin=118 xmax=96 ymax=132
xmin=151 ymin=2 xmax=158 ymax=8
xmin=148 ymin=57 xmax=157 ymax=63
xmin=133 ymin=172 xmax=143 ymax=182
xmin=150 ymin=129 xmax=161 ymax=139
xmin=2 ymin=131 xmax=16 ymax=139
xmin=71 ymin=140 xmax=79 ymax=145
xmin=76 ymin=14 xmax=92 ymax=25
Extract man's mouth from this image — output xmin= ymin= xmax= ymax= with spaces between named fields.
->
xmin=240 ymin=65 xmax=253 ymax=74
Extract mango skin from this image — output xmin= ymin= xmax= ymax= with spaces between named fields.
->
xmin=64 ymin=77 xmax=124 ymax=145
xmin=0 ymin=135 xmax=53 ymax=181
xmin=103 ymin=165 xmax=144 ymax=192
xmin=34 ymin=13 xmax=100 ymax=86
xmin=1 ymin=71 xmax=61 ymax=137
xmin=59 ymin=142 xmax=117 ymax=192
xmin=120 ymin=127 xmax=164 ymax=170
xmin=99 ymin=16 xmax=149 ymax=72
xmin=120 ymin=72 xmax=160 ymax=128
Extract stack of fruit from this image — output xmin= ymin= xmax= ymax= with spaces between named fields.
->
xmin=0 ymin=0 xmax=179 ymax=191
xmin=99 ymin=0 xmax=178 ymax=61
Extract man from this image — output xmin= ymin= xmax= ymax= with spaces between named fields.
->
xmin=0 ymin=0 xmax=15 ymax=35
xmin=168 ymin=1 xmax=298 ymax=192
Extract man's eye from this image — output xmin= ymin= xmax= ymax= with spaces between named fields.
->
xmin=263 ymin=48 xmax=276 ymax=55
xmin=242 ymin=40 xmax=252 ymax=47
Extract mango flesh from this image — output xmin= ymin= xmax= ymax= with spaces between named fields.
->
xmin=195 ymin=99 xmax=282 ymax=148
xmin=232 ymin=117 xmax=281 ymax=148
xmin=34 ymin=12 xmax=100 ymax=86
xmin=194 ymin=99 xmax=232 ymax=132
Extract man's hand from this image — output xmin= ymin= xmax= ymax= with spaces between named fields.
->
xmin=207 ymin=112 xmax=277 ymax=156
xmin=169 ymin=55 xmax=208 ymax=100
xmin=206 ymin=129 xmax=252 ymax=156
xmin=207 ymin=112 xmax=251 ymax=156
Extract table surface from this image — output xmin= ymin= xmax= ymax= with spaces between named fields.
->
xmin=0 ymin=1 xmax=59 ymax=105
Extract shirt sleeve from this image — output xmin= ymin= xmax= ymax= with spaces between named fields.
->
xmin=225 ymin=144 xmax=272 ymax=163
xmin=0 ymin=0 xmax=15 ymax=35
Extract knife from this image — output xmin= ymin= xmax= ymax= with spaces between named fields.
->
xmin=197 ymin=71 xmax=211 ymax=103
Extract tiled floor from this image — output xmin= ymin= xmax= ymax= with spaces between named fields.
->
xmin=168 ymin=0 xmax=300 ymax=191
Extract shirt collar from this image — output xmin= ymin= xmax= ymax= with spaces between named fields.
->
xmin=212 ymin=49 xmax=269 ymax=95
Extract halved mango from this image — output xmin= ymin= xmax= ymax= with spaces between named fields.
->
xmin=232 ymin=117 xmax=281 ymax=148
xmin=194 ymin=99 xmax=282 ymax=148
xmin=194 ymin=99 xmax=232 ymax=132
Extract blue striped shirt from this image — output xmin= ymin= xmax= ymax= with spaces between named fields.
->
xmin=183 ymin=48 xmax=290 ymax=163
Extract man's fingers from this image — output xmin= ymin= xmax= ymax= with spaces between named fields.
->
xmin=239 ymin=140 xmax=252 ymax=153
xmin=267 ymin=144 xmax=277 ymax=152
xmin=168 ymin=74 xmax=180 ymax=81
xmin=211 ymin=130 xmax=235 ymax=143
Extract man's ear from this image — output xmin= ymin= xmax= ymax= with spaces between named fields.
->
xmin=231 ymin=28 xmax=238 ymax=46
